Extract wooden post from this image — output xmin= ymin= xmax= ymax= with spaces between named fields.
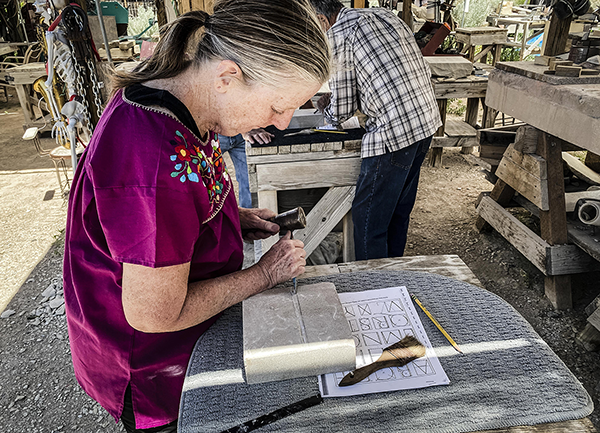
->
xmin=343 ymin=211 xmax=355 ymax=262
xmin=461 ymin=98 xmax=479 ymax=155
xmin=537 ymin=131 xmax=572 ymax=309
xmin=543 ymin=9 xmax=572 ymax=56
xmin=475 ymin=179 xmax=515 ymax=232
xmin=402 ymin=0 xmax=413 ymax=31
xmin=352 ymin=0 xmax=366 ymax=8
xmin=429 ymin=99 xmax=447 ymax=167
xmin=155 ymin=0 xmax=167 ymax=27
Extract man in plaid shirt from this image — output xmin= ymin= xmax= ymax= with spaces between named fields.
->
xmin=312 ymin=0 xmax=442 ymax=260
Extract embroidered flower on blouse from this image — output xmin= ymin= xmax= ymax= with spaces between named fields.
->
xmin=169 ymin=131 xmax=200 ymax=183
xmin=169 ymin=130 xmax=229 ymax=206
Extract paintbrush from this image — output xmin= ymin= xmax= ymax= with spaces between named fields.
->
xmin=338 ymin=335 xmax=426 ymax=387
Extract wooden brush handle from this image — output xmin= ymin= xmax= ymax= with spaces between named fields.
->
xmin=339 ymin=357 xmax=421 ymax=386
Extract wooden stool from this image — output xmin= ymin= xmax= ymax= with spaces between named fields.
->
xmin=455 ymin=27 xmax=508 ymax=66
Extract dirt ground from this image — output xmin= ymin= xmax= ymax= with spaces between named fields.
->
xmin=0 ymin=88 xmax=599 ymax=432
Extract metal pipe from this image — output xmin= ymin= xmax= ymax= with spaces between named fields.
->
xmin=578 ymin=201 xmax=600 ymax=226
xmin=94 ymin=0 xmax=113 ymax=65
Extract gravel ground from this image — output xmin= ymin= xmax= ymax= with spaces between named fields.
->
xmin=1 ymin=90 xmax=599 ymax=432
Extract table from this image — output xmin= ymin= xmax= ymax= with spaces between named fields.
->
xmin=455 ymin=27 xmax=508 ymax=65
xmin=486 ymin=17 xmax=547 ymax=60
xmin=4 ymin=62 xmax=50 ymax=130
xmin=178 ymin=255 xmax=594 ymax=433
xmin=478 ymin=62 xmax=600 ymax=309
xmin=429 ymin=71 xmax=495 ymax=166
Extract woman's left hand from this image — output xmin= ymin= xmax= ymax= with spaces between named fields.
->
xmin=239 ymin=207 xmax=280 ymax=241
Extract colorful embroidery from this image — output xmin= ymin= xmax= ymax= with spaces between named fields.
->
xmin=169 ymin=130 xmax=230 ymax=207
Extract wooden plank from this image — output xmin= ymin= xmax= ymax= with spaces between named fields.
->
xmin=480 ymin=145 xmax=508 ymax=159
xmin=465 ymin=154 xmax=500 ymax=172
xmin=255 ymin=157 xmax=360 ymax=191
xmin=247 ymin=149 xmax=359 ymax=165
xmin=477 ymin=196 xmax=548 ymax=274
xmin=433 ymin=80 xmax=488 ymax=99
xmin=504 ymin=143 xmax=548 ymax=179
xmin=546 ymin=243 xmax=600 ymax=275
xmin=432 ymin=136 xmax=479 ymax=148
xmin=568 ymin=220 xmax=600 ymax=263
xmin=445 ymin=118 xmax=477 ymax=137
xmin=336 ymin=255 xmax=482 ymax=287
xmin=293 ymin=186 xmax=355 ymax=257
xmin=495 ymin=147 xmax=549 ymax=211
xmin=514 ymin=125 xmax=539 ymax=153
xmin=563 ymin=152 xmax=600 ymax=185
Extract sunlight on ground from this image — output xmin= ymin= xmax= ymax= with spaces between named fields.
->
xmin=0 ymin=170 xmax=67 ymax=312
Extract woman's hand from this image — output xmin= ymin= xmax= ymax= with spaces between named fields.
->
xmin=256 ymin=231 xmax=306 ymax=288
xmin=239 ymin=207 xmax=279 ymax=241
xmin=244 ymin=128 xmax=274 ymax=145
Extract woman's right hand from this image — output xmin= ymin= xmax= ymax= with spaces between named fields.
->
xmin=256 ymin=231 xmax=306 ymax=288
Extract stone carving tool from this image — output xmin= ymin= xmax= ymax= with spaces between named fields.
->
xmin=338 ymin=335 xmax=426 ymax=387
xmin=268 ymin=207 xmax=306 ymax=295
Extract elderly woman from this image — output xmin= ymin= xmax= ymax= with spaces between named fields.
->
xmin=62 ymin=0 xmax=331 ymax=431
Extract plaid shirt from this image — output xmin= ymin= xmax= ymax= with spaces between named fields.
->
xmin=323 ymin=7 xmax=442 ymax=158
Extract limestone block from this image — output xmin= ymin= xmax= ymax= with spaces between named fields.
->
xmin=243 ymin=282 xmax=355 ymax=384
xmin=425 ymin=56 xmax=473 ymax=79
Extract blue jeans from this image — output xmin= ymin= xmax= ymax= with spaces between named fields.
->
xmin=352 ymin=136 xmax=432 ymax=260
xmin=218 ymin=134 xmax=252 ymax=208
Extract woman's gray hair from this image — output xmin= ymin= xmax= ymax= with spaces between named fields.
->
xmin=111 ymin=0 xmax=331 ymax=91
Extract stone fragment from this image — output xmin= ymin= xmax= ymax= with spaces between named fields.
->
xmin=1 ymin=309 xmax=15 ymax=319
xmin=49 ymin=297 xmax=65 ymax=309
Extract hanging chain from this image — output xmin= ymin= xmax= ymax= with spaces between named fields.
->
xmin=87 ymin=57 xmax=104 ymax=120
xmin=69 ymin=40 xmax=93 ymax=133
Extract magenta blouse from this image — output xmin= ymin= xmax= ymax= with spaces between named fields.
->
xmin=63 ymin=89 xmax=244 ymax=429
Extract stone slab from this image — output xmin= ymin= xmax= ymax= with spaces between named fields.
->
xmin=496 ymin=61 xmax=600 ymax=85
xmin=242 ymin=282 xmax=355 ymax=384
xmin=485 ymin=68 xmax=600 ymax=154
xmin=425 ymin=56 xmax=473 ymax=79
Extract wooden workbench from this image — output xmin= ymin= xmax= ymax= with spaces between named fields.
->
xmin=430 ymin=71 xmax=494 ymax=166
xmin=478 ymin=61 xmax=600 ymax=309
xmin=247 ymin=129 xmax=362 ymax=262
xmin=4 ymin=62 xmax=50 ymax=130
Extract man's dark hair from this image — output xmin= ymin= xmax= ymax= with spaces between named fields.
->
xmin=308 ymin=0 xmax=343 ymax=18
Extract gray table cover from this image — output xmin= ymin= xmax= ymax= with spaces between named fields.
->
xmin=179 ymin=270 xmax=593 ymax=433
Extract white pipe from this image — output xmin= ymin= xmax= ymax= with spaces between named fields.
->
xmin=578 ymin=201 xmax=600 ymax=226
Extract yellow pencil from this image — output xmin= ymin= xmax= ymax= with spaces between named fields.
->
xmin=411 ymin=294 xmax=463 ymax=354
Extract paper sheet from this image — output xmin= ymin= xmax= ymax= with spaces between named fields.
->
xmin=318 ymin=286 xmax=450 ymax=397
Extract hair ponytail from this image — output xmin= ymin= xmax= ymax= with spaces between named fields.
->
xmin=110 ymin=11 xmax=210 ymax=91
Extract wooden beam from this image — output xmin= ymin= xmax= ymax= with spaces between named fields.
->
xmin=293 ymin=186 xmax=355 ymax=257
xmin=475 ymin=179 xmax=515 ymax=231
xmin=342 ymin=211 xmax=355 ymax=262
xmin=537 ymin=131 xmax=572 ymax=309
xmin=255 ymin=157 xmax=360 ymax=191
xmin=402 ymin=0 xmax=413 ymax=31
xmin=495 ymin=143 xmax=549 ymax=211
xmin=477 ymin=196 xmax=548 ymax=274
xmin=543 ymin=9 xmax=572 ymax=56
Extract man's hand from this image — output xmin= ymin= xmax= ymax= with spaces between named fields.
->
xmin=244 ymin=128 xmax=275 ymax=145
xmin=239 ymin=207 xmax=279 ymax=241
xmin=256 ymin=231 xmax=306 ymax=287
xmin=316 ymin=93 xmax=331 ymax=113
